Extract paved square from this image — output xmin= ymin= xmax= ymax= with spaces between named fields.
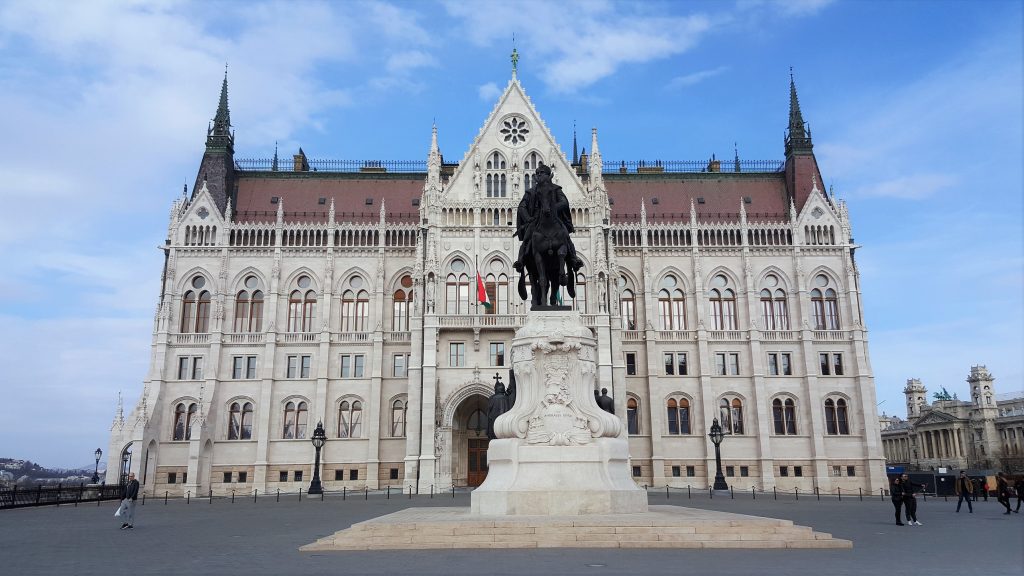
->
xmin=2 ymin=492 xmax=1020 ymax=575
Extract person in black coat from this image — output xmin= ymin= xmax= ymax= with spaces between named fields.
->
xmin=995 ymin=472 xmax=1012 ymax=514
xmin=120 ymin=472 xmax=140 ymax=529
xmin=890 ymin=476 xmax=906 ymax=526
xmin=900 ymin=473 xmax=927 ymax=525
xmin=1014 ymin=477 xmax=1023 ymax=513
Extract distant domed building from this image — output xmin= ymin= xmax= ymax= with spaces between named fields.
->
xmin=108 ymin=61 xmax=888 ymax=495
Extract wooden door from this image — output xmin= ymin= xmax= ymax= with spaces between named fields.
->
xmin=467 ymin=438 xmax=489 ymax=486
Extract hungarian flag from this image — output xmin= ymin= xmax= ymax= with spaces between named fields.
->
xmin=476 ymin=272 xmax=492 ymax=309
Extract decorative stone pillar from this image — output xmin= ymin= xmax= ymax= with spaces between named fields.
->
xmin=471 ymin=309 xmax=647 ymax=515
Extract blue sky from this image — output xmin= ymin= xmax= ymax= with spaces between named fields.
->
xmin=0 ymin=0 xmax=1020 ymax=467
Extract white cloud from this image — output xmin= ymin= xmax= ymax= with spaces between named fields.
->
xmin=386 ymin=50 xmax=438 ymax=74
xmin=736 ymin=0 xmax=835 ymax=17
xmin=667 ymin=66 xmax=728 ymax=89
xmin=849 ymin=173 xmax=958 ymax=200
xmin=444 ymin=0 xmax=714 ymax=93
xmin=478 ymin=82 xmax=502 ymax=102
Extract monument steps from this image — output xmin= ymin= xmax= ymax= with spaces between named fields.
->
xmin=301 ymin=505 xmax=852 ymax=551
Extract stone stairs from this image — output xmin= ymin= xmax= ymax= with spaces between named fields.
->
xmin=301 ymin=505 xmax=851 ymax=551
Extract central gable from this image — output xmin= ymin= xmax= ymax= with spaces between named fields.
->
xmin=443 ymin=78 xmax=587 ymax=205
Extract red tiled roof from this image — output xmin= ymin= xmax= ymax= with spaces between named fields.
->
xmin=233 ymin=175 xmax=423 ymax=224
xmin=606 ymin=174 xmax=789 ymax=223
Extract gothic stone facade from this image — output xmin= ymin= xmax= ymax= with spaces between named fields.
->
xmin=881 ymin=366 xmax=1024 ymax=472
xmin=107 ymin=73 xmax=888 ymax=495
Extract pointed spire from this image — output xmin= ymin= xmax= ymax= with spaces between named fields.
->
xmin=427 ymin=123 xmax=442 ymax=193
xmin=589 ymin=128 xmax=604 ymax=189
xmin=785 ymin=68 xmax=812 ymax=154
xmin=572 ymin=122 xmax=579 ymax=165
xmin=379 ymin=198 xmax=387 ymax=225
xmin=640 ymin=198 xmax=647 ymax=226
xmin=272 ymin=141 xmax=279 ymax=171
xmin=328 ymin=197 xmax=335 ymax=225
xmin=734 ymin=142 xmax=741 ymax=173
xmin=510 ymin=36 xmax=519 ymax=79
xmin=206 ymin=65 xmax=234 ymax=152
xmin=113 ymin=391 xmax=125 ymax=428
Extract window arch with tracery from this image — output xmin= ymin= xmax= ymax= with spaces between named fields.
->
xmin=759 ymin=274 xmax=789 ymax=331
xmin=486 ymin=151 xmax=508 ymax=198
xmin=708 ymin=274 xmax=737 ymax=330
xmin=282 ymin=400 xmax=308 ymax=439
xmin=228 ymin=401 xmax=254 ymax=440
xmin=666 ymin=397 xmax=692 ymax=435
xmin=180 ymin=276 xmax=211 ymax=333
xmin=287 ymin=275 xmax=317 ymax=332
xmin=338 ymin=400 xmax=363 ymax=438
xmin=392 ymin=275 xmax=413 ymax=331
xmin=558 ymin=271 xmax=587 ymax=312
xmin=772 ymin=397 xmax=797 ymax=435
xmin=719 ymin=396 xmax=744 ymax=434
xmin=824 ymin=396 xmax=850 ymax=435
xmin=234 ymin=275 xmax=264 ymax=332
xmin=811 ymin=274 xmax=841 ymax=330
xmin=446 ymin=259 xmax=470 ymax=314
xmin=658 ymin=274 xmax=686 ymax=330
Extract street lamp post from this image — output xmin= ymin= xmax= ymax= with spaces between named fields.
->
xmin=708 ymin=418 xmax=729 ymax=491
xmin=308 ymin=421 xmax=327 ymax=495
xmin=92 ymin=448 xmax=102 ymax=483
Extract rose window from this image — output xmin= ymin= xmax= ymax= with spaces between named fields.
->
xmin=500 ymin=116 xmax=529 ymax=146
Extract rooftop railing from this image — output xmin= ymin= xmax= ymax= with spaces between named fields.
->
xmin=234 ymin=158 xmax=785 ymax=174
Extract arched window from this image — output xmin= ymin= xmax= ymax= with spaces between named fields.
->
xmin=575 ymin=272 xmax=588 ymax=312
xmin=658 ymin=275 xmax=686 ymax=330
xmin=627 ymin=397 xmax=640 ymax=435
xmin=445 ymin=259 xmax=470 ymax=314
xmin=772 ymin=398 xmax=797 ymax=435
xmin=666 ymin=397 xmax=691 ymax=435
xmin=287 ymin=276 xmax=317 ymax=332
xmin=619 ymin=279 xmax=637 ymax=330
xmin=485 ymin=269 xmax=510 ymax=315
xmin=708 ymin=275 xmax=737 ymax=330
xmin=759 ymin=275 xmax=789 ymax=330
xmin=811 ymin=275 xmax=841 ymax=330
xmin=172 ymin=403 xmax=193 ymax=441
xmin=392 ymin=275 xmax=413 ymax=331
xmin=179 ymin=276 xmax=211 ymax=333
xmin=283 ymin=401 xmax=296 ymax=439
xmin=228 ymin=401 xmax=254 ymax=440
xmin=338 ymin=400 xmax=363 ymax=438
xmin=467 ymin=409 xmax=486 ymax=435
xmin=523 ymin=151 xmax=542 ymax=191
xmin=719 ymin=397 xmax=744 ymax=434
xmin=295 ymin=401 xmax=308 ymax=439
xmin=486 ymin=151 xmax=507 ymax=198
xmin=391 ymin=399 xmax=407 ymax=437
xmin=824 ymin=397 xmax=850 ymax=435
xmin=234 ymin=276 xmax=264 ymax=332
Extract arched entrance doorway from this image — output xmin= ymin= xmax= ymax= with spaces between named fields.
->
xmin=119 ymin=442 xmax=134 ymax=486
xmin=452 ymin=394 xmax=489 ymax=487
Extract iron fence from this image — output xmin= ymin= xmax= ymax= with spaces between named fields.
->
xmin=234 ymin=158 xmax=785 ymax=174
xmin=0 ymin=484 xmax=124 ymax=510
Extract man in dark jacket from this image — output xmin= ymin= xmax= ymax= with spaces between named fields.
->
xmin=954 ymin=471 xmax=974 ymax=513
xmin=120 ymin=472 xmax=140 ymax=529
xmin=995 ymin=472 xmax=1012 ymax=514
xmin=1014 ymin=477 xmax=1023 ymax=513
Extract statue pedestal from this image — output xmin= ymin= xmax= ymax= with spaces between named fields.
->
xmin=471 ymin=310 xmax=647 ymax=516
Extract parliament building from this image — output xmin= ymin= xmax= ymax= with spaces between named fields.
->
xmin=107 ymin=66 xmax=888 ymax=495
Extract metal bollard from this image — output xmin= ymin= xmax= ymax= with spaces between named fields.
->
xmin=187 ymin=490 xmax=191 ymax=504
xmin=299 ymin=488 xmax=302 ymax=501
xmin=365 ymin=486 xmax=368 ymax=500
xmin=752 ymin=486 xmax=756 ymax=500
xmin=666 ymin=485 xmax=670 ymax=499
xmin=408 ymin=485 xmax=412 ymax=499
xmin=687 ymin=485 xmax=691 ymax=499
xmin=387 ymin=486 xmax=390 ymax=499
xmin=430 ymin=484 xmax=434 ymax=499
xmin=859 ymin=487 xmax=863 ymax=501
xmin=838 ymin=487 xmax=842 ymax=501
xmin=343 ymin=486 xmax=346 ymax=500
xmin=774 ymin=486 xmax=777 ymax=500
xmin=276 ymin=489 xmax=280 ymax=502
xmin=165 ymin=491 xmax=168 ymax=505
xmin=452 ymin=485 xmax=455 ymax=498
xmin=795 ymin=487 xmax=799 ymax=501
xmin=321 ymin=488 xmax=324 ymax=502
xmin=730 ymin=486 xmax=734 ymax=499
xmin=254 ymin=489 xmax=258 ymax=503
xmin=142 ymin=493 xmax=145 ymax=506
xmin=815 ymin=487 xmax=820 ymax=501
xmin=709 ymin=487 xmax=713 ymax=499
xmin=209 ymin=488 xmax=213 ymax=504
xmin=880 ymin=488 xmax=884 ymax=500
xmin=231 ymin=490 xmax=235 ymax=504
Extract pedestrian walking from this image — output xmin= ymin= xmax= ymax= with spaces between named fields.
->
xmin=1014 ymin=477 xmax=1023 ymax=513
xmin=981 ymin=480 xmax=989 ymax=501
xmin=954 ymin=471 xmax=974 ymax=513
xmin=890 ymin=476 xmax=907 ymax=526
xmin=995 ymin=472 xmax=1012 ymax=515
xmin=901 ymin=473 xmax=927 ymax=526
xmin=119 ymin=472 xmax=140 ymax=529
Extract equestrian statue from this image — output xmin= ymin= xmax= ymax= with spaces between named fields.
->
xmin=512 ymin=162 xmax=584 ymax=308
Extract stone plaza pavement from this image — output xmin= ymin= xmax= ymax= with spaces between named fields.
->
xmin=1 ymin=490 xmax=1020 ymax=576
